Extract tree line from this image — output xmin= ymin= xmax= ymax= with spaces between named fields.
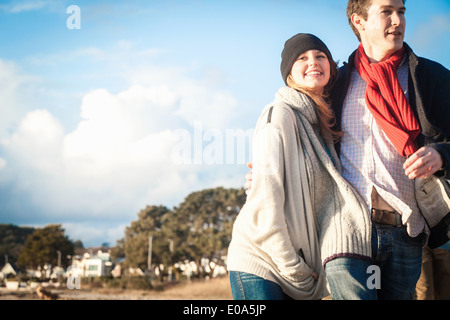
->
xmin=1 ymin=186 xmax=246 ymax=280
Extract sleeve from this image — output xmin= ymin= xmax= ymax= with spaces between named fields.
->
xmin=431 ymin=143 xmax=450 ymax=180
xmin=247 ymin=109 xmax=313 ymax=282
xmin=433 ymin=66 xmax=450 ymax=180
xmin=420 ymin=59 xmax=450 ymax=180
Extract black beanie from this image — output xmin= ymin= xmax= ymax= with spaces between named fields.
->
xmin=280 ymin=33 xmax=333 ymax=85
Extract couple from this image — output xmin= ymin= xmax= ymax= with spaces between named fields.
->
xmin=227 ymin=0 xmax=450 ymax=300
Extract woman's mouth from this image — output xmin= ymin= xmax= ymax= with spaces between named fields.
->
xmin=305 ymin=70 xmax=323 ymax=77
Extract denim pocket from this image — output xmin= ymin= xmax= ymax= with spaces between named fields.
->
xmin=229 ymin=271 xmax=288 ymax=300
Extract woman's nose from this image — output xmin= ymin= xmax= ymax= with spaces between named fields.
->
xmin=309 ymin=58 xmax=318 ymax=66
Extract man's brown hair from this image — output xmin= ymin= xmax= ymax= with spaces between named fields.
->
xmin=346 ymin=0 xmax=406 ymax=42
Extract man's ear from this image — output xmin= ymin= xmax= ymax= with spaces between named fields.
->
xmin=351 ymin=13 xmax=365 ymax=32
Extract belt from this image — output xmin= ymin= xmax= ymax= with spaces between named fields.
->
xmin=371 ymin=208 xmax=403 ymax=227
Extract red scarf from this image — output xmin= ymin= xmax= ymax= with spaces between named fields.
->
xmin=354 ymin=44 xmax=420 ymax=157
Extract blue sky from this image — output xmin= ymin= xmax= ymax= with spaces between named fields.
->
xmin=0 ymin=0 xmax=449 ymax=247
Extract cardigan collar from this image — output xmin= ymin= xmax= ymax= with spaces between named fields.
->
xmin=275 ymin=86 xmax=319 ymax=126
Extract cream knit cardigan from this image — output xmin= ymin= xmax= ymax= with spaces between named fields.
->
xmin=227 ymin=87 xmax=372 ymax=300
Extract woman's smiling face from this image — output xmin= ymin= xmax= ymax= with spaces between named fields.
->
xmin=290 ymin=50 xmax=331 ymax=94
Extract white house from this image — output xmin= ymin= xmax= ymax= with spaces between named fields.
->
xmin=0 ymin=262 xmax=19 ymax=280
xmin=80 ymin=250 xmax=113 ymax=277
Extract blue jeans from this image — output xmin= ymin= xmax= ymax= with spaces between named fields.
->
xmin=325 ymin=223 xmax=424 ymax=300
xmin=229 ymin=271 xmax=293 ymax=300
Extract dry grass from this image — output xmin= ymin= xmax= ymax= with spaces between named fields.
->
xmin=63 ymin=276 xmax=233 ymax=300
xmin=1 ymin=278 xmax=335 ymax=300
xmin=0 ymin=276 xmax=232 ymax=300
xmin=154 ymin=277 xmax=233 ymax=300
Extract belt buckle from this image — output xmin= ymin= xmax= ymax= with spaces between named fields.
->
xmin=371 ymin=208 xmax=402 ymax=227
xmin=394 ymin=211 xmax=402 ymax=228
xmin=371 ymin=208 xmax=384 ymax=224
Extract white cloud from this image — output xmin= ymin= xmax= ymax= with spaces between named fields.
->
xmin=0 ymin=41 xmax=248 ymax=246
xmin=0 ymin=158 xmax=6 ymax=170
xmin=2 ymin=69 xmax=245 ymax=230
xmin=0 ymin=59 xmax=41 ymax=137
xmin=175 ymin=82 xmax=238 ymax=129
xmin=26 ymin=47 xmax=106 ymax=67
xmin=1 ymin=0 xmax=53 ymax=13
xmin=125 ymin=65 xmax=239 ymax=130
xmin=63 ymin=222 xmax=127 ymax=246
xmin=9 ymin=109 xmax=64 ymax=165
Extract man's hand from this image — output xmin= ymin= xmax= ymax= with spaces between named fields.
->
xmin=403 ymin=146 xmax=444 ymax=179
xmin=245 ymin=162 xmax=253 ymax=194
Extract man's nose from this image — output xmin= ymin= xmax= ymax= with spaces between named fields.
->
xmin=391 ymin=12 xmax=402 ymax=26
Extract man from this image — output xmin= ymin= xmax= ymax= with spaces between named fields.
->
xmin=245 ymin=0 xmax=449 ymax=300
xmin=326 ymin=0 xmax=450 ymax=299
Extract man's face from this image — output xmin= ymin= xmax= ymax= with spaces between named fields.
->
xmin=358 ymin=0 xmax=406 ymax=61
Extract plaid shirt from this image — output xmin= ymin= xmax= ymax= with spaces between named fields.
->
xmin=340 ymin=61 xmax=426 ymax=237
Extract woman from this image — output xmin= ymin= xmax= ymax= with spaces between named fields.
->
xmin=227 ymin=33 xmax=372 ymax=300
